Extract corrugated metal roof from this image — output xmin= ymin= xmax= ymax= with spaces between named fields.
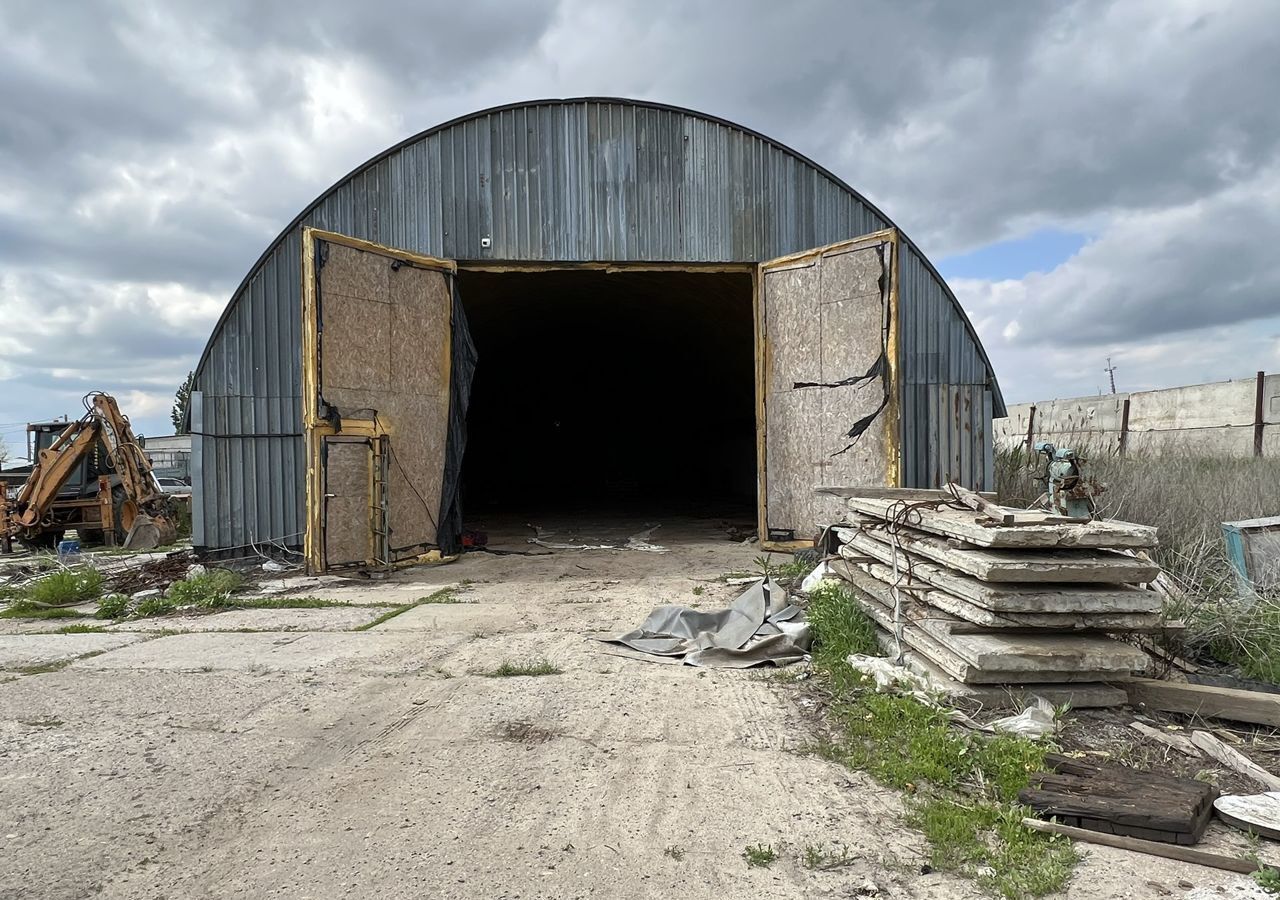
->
xmin=192 ymin=97 xmax=1003 ymax=551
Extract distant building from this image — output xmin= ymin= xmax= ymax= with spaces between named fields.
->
xmin=141 ymin=434 xmax=192 ymax=482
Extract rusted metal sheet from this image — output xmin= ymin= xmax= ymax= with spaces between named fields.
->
xmin=192 ymin=98 xmax=1003 ymax=552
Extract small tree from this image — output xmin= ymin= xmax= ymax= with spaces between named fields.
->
xmin=171 ymin=371 xmax=195 ymax=434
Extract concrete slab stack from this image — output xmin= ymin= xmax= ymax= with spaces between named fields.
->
xmin=825 ymin=489 xmax=1164 ymax=707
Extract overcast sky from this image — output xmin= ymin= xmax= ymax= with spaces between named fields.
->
xmin=2 ymin=0 xmax=1277 ymax=460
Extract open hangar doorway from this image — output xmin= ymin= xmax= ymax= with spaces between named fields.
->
xmin=455 ymin=266 xmax=759 ymax=527
xmin=298 ymin=228 xmax=901 ymax=573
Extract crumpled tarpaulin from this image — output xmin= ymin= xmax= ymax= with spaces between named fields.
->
xmin=595 ymin=578 xmax=811 ymax=668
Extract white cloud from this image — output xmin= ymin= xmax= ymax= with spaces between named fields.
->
xmin=2 ymin=0 xmax=1279 ymax=455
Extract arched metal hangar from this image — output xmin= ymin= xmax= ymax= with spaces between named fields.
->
xmin=189 ymin=97 xmax=1004 ymax=571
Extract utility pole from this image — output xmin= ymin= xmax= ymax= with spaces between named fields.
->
xmin=1104 ymin=358 xmax=1118 ymax=394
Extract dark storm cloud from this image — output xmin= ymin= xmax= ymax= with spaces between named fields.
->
xmin=1 ymin=0 xmax=1279 ymax=451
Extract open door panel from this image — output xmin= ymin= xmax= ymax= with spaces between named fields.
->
xmin=757 ymin=229 xmax=901 ymax=547
xmin=302 ymin=228 xmax=459 ymax=573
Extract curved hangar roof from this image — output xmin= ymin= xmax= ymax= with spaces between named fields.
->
xmin=191 ymin=98 xmax=1005 ymax=551
xmin=196 ymin=96 xmax=1003 ymax=414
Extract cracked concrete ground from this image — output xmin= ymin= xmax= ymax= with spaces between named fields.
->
xmin=0 ymin=520 xmax=1262 ymax=899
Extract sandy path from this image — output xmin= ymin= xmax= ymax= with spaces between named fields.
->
xmin=0 ymin=520 xmax=1261 ymax=898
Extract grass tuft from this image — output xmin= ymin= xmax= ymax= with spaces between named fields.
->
xmin=55 ymin=623 xmax=110 ymax=634
xmin=1 ymin=568 xmax=105 ymax=618
xmin=352 ymin=588 xmax=460 ymax=631
xmin=25 ymin=568 xmax=105 ymax=606
xmin=742 ymin=843 xmax=777 ymax=868
xmin=800 ymin=842 xmax=857 ymax=870
xmin=167 ymin=569 xmax=245 ymax=608
xmin=0 ymin=606 xmax=85 ymax=620
xmin=480 ymin=658 xmax=562 ymax=678
xmin=95 ymin=593 xmax=130 ymax=620
xmin=418 ymin=588 xmax=461 ymax=604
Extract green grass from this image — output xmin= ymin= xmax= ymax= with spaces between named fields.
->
xmin=480 ymin=658 xmax=562 ymax=678
xmin=25 ymin=568 xmax=105 ymax=606
xmin=166 ymin=569 xmax=245 ymax=608
xmin=351 ymin=588 xmax=459 ymax=631
xmin=221 ymin=595 xmax=364 ymax=610
xmin=797 ymin=579 xmax=1077 ymax=897
xmin=95 ymin=593 xmax=130 ymax=619
xmin=800 ymin=842 xmax=857 ymax=870
xmin=419 ymin=588 xmax=461 ymax=604
xmin=742 ymin=843 xmax=777 ymax=868
xmin=805 ymin=581 xmax=882 ymax=693
xmin=55 ymin=624 xmax=110 ymax=634
xmin=135 ymin=594 xmax=178 ymax=617
xmin=1 ymin=568 xmax=105 ymax=617
xmin=0 ymin=606 xmax=85 ymax=620
xmin=5 ymin=649 xmax=105 ymax=676
xmin=910 ymin=801 xmax=1077 ymax=898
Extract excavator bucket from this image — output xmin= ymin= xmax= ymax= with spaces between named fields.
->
xmin=122 ymin=513 xmax=176 ymax=551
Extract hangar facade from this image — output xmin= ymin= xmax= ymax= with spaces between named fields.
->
xmin=189 ymin=98 xmax=1004 ymax=570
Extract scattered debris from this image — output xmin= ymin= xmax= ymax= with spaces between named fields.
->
xmin=1190 ymin=731 xmax=1280 ymax=791
xmin=108 ymin=551 xmax=195 ymax=595
xmin=527 ymin=524 xmax=669 ymax=553
xmin=596 ymin=578 xmax=810 ymax=668
xmin=1128 ymin=721 xmax=1202 ymax=757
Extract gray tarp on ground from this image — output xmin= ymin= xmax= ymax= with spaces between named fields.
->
xmin=595 ymin=578 xmax=811 ymax=668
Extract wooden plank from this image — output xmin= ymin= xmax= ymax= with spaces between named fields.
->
xmin=1021 ymin=818 xmax=1270 ymax=875
xmin=817 ymin=486 xmax=996 ymax=501
xmin=849 ymin=556 xmax=1163 ymax=632
xmin=1190 ymin=731 xmax=1280 ymax=791
xmin=1128 ymin=722 xmax=1202 ymax=757
xmin=839 ymin=530 xmax=1162 ymax=614
xmin=842 ymin=519 xmax=1160 ymax=583
xmin=843 ymin=496 xmax=1158 ymax=549
xmin=949 ymin=483 xmax=1087 ymax=526
xmin=1125 ymin=678 xmax=1280 ymax=728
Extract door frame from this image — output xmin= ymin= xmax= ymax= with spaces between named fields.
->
xmin=755 ymin=228 xmax=903 ymax=550
xmin=300 ymin=226 xmax=457 ymax=572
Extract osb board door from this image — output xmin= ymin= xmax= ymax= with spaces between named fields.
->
xmin=323 ymin=438 xmax=373 ymax=568
xmin=760 ymin=233 xmax=899 ymax=540
xmin=317 ymin=240 xmax=452 ymax=559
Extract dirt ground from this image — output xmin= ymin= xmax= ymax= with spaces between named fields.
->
xmin=0 ymin=519 xmax=1271 ymax=899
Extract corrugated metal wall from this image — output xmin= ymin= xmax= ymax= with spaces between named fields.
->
xmin=193 ymin=98 xmax=1000 ymax=552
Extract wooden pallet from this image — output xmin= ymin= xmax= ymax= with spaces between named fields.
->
xmin=1020 ymin=753 xmax=1219 ymax=845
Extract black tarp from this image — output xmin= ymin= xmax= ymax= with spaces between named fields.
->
xmin=435 ymin=278 xmax=477 ymax=556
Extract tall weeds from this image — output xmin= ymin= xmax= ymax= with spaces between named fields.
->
xmin=996 ymin=443 xmax=1280 ymax=680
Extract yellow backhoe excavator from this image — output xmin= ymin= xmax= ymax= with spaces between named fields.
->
xmin=0 ymin=393 xmax=178 ymax=553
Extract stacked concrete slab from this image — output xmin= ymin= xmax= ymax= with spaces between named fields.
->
xmin=825 ymin=490 xmax=1162 ymax=707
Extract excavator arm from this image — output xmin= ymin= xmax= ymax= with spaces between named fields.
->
xmin=13 ymin=418 xmax=102 ymax=528
xmin=2 ymin=392 xmax=176 ymax=550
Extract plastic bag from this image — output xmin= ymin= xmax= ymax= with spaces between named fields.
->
xmin=988 ymin=696 xmax=1057 ymax=738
